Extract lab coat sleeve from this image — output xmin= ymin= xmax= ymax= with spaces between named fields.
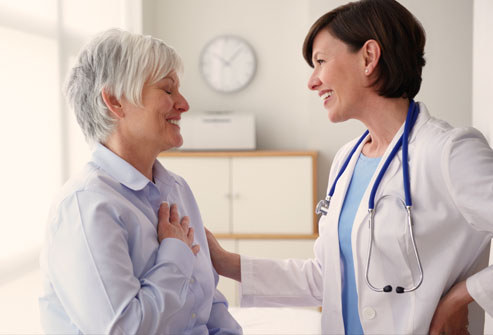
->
xmin=441 ymin=127 xmax=493 ymax=316
xmin=206 ymin=270 xmax=243 ymax=335
xmin=46 ymin=191 xmax=195 ymax=334
xmin=238 ymin=142 xmax=355 ymax=308
xmin=240 ymin=254 xmax=323 ymax=307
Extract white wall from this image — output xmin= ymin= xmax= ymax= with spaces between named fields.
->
xmin=143 ymin=0 xmax=472 ymax=201
xmin=473 ymin=0 xmax=493 ymax=144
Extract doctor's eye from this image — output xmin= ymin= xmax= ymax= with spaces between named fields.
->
xmin=315 ymin=59 xmax=325 ymax=65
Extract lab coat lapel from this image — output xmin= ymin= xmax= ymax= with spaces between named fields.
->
xmin=329 ymin=133 xmax=371 ymax=221
xmin=321 ymin=133 xmax=371 ymax=332
xmin=351 ymin=119 xmax=405 ymax=286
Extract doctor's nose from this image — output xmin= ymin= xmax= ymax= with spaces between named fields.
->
xmin=308 ymin=72 xmax=322 ymax=91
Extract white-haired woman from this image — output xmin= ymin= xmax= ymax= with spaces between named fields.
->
xmin=39 ymin=29 xmax=242 ymax=334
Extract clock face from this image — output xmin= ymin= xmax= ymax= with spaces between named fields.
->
xmin=200 ymin=35 xmax=257 ymax=93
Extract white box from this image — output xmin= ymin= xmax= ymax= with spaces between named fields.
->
xmin=179 ymin=112 xmax=256 ymax=150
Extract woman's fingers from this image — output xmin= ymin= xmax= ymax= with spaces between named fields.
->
xmin=191 ymin=244 xmax=200 ymax=255
xmin=186 ymin=225 xmax=193 ymax=242
xmin=181 ymin=215 xmax=190 ymax=233
xmin=158 ymin=203 xmax=199 ymax=254
xmin=159 ymin=202 xmax=170 ymax=224
xmin=169 ymin=203 xmax=179 ymax=224
xmin=186 ymin=225 xmax=200 ymax=255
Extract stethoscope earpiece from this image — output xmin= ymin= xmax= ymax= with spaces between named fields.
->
xmin=383 ymin=285 xmax=392 ymax=293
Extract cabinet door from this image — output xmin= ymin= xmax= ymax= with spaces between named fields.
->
xmin=231 ymin=156 xmax=313 ymax=234
xmin=158 ymin=157 xmax=231 ymax=233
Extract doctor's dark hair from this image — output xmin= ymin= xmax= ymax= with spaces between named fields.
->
xmin=302 ymin=0 xmax=426 ymax=99
xmin=65 ymin=29 xmax=183 ymax=146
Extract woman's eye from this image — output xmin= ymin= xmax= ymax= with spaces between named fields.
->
xmin=316 ymin=59 xmax=325 ymax=65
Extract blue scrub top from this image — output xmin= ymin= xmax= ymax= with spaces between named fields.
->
xmin=338 ymin=153 xmax=381 ymax=335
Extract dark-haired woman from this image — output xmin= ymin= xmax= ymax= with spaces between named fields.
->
xmin=206 ymin=0 xmax=493 ymax=334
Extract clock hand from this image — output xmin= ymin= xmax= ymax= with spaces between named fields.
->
xmin=227 ymin=47 xmax=243 ymax=63
xmin=213 ymin=53 xmax=231 ymax=66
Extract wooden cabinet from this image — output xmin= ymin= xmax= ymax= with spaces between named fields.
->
xmin=158 ymin=151 xmax=318 ymax=235
xmin=158 ymin=151 xmax=318 ymax=306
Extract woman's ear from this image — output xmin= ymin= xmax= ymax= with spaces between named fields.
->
xmin=362 ymin=39 xmax=381 ymax=76
xmin=101 ymin=89 xmax=124 ymax=119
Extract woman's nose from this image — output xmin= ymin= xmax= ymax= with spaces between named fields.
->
xmin=176 ymin=93 xmax=190 ymax=113
xmin=307 ymin=72 xmax=321 ymax=91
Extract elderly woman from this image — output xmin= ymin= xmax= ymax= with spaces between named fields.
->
xmin=207 ymin=0 xmax=493 ymax=334
xmin=39 ymin=29 xmax=242 ymax=334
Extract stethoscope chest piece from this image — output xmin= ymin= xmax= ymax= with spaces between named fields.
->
xmin=315 ymin=197 xmax=331 ymax=215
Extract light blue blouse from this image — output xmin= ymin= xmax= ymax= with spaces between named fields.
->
xmin=338 ymin=153 xmax=381 ymax=335
xmin=39 ymin=143 xmax=242 ymax=334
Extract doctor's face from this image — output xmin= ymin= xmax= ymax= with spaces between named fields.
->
xmin=119 ymin=71 xmax=189 ymax=153
xmin=307 ymin=30 xmax=367 ymax=123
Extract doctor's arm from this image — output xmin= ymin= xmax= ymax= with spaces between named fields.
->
xmin=47 ymin=195 xmax=198 ymax=334
xmin=206 ymin=228 xmax=323 ymax=307
xmin=203 ymin=229 xmax=242 ymax=334
xmin=430 ymin=128 xmax=493 ymax=333
xmin=429 ymin=281 xmax=472 ymax=334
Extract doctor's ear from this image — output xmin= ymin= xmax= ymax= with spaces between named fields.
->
xmin=101 ymin=89 xmax=124 ymax=119
xmin=362 ymin=39 xmax=381 ymax=76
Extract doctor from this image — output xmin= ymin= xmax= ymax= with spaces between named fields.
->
xmin=206 ymin=0 xmax=493 ymax=334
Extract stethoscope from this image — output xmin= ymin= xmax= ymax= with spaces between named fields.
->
xmin=315 ymin=100 xmax=423 ymax=294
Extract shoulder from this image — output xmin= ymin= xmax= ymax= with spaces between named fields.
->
xmin=415 ymin=115 xmax=488 ymax=158
xmin=417 ymin=102 xmax=486 ymax=141
xmin=54 ymin=162 xmax=126 ymax=203
xmin=47 ymin=162 xmax=131 ymax=231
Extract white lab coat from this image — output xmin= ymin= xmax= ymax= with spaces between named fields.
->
xmin=240 ymin=103 xmax=493 ymax=334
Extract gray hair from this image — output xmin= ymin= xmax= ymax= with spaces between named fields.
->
xmin=65 ymin=28 xmax=184 ymax=145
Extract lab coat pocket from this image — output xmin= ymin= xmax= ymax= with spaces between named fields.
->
xmin=370 ymin=193 xmax=417 ymax=290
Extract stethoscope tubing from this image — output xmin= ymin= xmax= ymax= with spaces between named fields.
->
xmin=316 ymin=100 xmax=424 ymax=294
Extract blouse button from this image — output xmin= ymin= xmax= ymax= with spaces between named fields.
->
xmin=363 ymin=307 xmax=376 ymax=320
xmin=191 ymin=313 xmax=196 ymax=319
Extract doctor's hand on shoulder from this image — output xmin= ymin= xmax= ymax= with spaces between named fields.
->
xmin=429 ymin=280 xmax=473 ymax=335
xmin=158 ymin=202 xmax=200 ymax=255
xmin=205 ymin=228 xmax=241 ymax=282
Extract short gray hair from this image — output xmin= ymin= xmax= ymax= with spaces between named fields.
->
xmin=65 ymin=28 xmax=184 ymax=145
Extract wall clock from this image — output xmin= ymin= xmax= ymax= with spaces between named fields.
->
xmin=200 ymin=35 xmax=257 ymax=93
